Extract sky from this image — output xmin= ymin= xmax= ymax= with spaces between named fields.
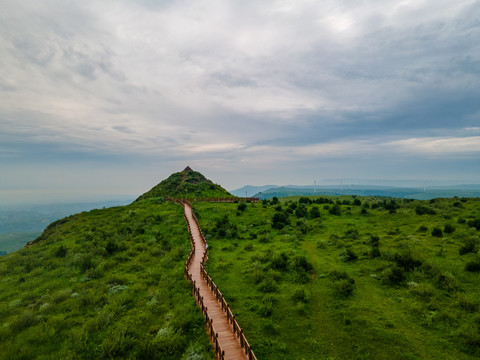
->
xmin=1 ymin=0 xmax=479 ymax=205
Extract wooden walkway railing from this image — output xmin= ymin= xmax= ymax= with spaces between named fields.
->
xmin=181 ymin=200 xmax=257 ymax=360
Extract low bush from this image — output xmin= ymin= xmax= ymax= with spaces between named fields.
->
xmin=394 ymin=251 xmax=423 ymax=271
xmin=431 ymin=227 xmax=443 ymax=237
xmin=468 ymin=219 xmax=480 ymax=230
xmin=465 ymin=257 xmax=480 ymax=272
xmin=415 ymin=206 xmax=436 ymax=215
xmin=340 ymin=248 xmax=358 ymax=262
xmin=444 ymin=224 xmax=456 ymax=234
xmin=383 ymin=266 xmax=406 ymax=286
xmin=459 ymin=238 xmax=479 ymax=255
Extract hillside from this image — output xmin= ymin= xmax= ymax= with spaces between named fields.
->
xmin=0 ymin=172 xmax=219 ymax=359
xmin=194 ymin=196 xmax=480 ymax=359
xmin=137 ymin=167 xmax=233 ymax=201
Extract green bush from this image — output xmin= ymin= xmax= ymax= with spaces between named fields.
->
xmin=340 ymin=248 xmax=358 ymax=262
xmin=465 ymin=257 xmax=480 ymax=272
xmin=444 ymin=224 xmax=456 ymax=234
xmin=329 ymin=204 xmax=341 ymax=216
xmin=334 ymin=278 xmax=356 ymax=297
xmin=436 ymin=271 xmax=457 ymax=292
xmin=459 ymin=238 xmax=479 ymax=255
xmin=415 ymin=206 xmax=436 ymax=215
xmin=394 ymin=251 xmax=423 ymax=271
xmin=272 ymin=212 xmax=290 ymax=230
xmin=237 ymin=203 xmax=247 ymax=212
xmin=55 ymin=245 xmax=68 ymax=258
xmin=431 ymin=227 xmax=443 ymax=237
xmin=383 ymin=266 xmax=406 ymax=286
xmin=292 ymin=288 xmax=311 ymax=303
xmin=468 ymin=219 xmax=480 ymax=230
xmin=309 ymin=206 xmax=320 ymax=219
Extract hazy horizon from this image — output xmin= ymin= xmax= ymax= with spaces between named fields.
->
xmin=1 ymin=1 xmax=479 ymax=206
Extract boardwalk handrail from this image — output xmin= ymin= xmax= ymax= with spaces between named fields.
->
xmin=182 ymin=200 xmax=258 ymax=360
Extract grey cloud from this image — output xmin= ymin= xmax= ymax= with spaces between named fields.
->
xmin=1 ymin=0 xmax=479 ymax=203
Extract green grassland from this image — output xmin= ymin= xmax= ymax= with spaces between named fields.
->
xmin=194 ymin=196 xmax=480 ymax=360
xmin=0 ymin=200 xmax=214 ymax=360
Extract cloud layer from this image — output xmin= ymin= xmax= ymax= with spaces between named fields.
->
xmin=1 ymin=0 xmax=479 ymax=203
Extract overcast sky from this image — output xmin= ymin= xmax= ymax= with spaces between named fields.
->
xmin=1 ymin=0 xmax=479 ymax=205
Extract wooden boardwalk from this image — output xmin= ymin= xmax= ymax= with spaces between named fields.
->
xmin=182 ymin=201 xmax=252 ymax=360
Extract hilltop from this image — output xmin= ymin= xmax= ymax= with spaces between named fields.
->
xmin=136 ymin=167 xmax=233 ymax=201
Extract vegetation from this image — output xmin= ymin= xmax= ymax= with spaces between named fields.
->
xmin=195 ymin=196 xmax=480 ymax=359
xmin=0 ymin=201 xmax=214 ymax=360
xmin=136 ymin=167 xmax=233 ymax=201
xmin=2 ymin=167 xmax=480 ymax=360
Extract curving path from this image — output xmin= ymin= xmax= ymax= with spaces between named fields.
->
xmin=183 ymin=201 xmax=251 ymax=360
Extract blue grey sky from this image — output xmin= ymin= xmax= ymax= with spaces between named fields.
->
xmin=1 ymin=0 xmax=479 ymax=205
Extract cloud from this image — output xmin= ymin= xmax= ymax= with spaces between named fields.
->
xmin=0 ymin=0 xmax=479 ymax=201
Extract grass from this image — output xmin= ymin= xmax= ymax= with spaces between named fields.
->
xmin=0 ymin=200 xmax=214 ymax=360
xmin=194 ymin=196 xmax=480 ymax=359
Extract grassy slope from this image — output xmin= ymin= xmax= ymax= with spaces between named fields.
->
xmin=0 ymin=201 xmax=214 ymax=360
xmin=194 ymin=196 xmax=480 ymax=360
xmin=137 ymin=168 xmax=233 ymax=201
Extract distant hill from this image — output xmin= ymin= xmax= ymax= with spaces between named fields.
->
xmin=252 ymin=185 xmax=480 ymax=200
xmin=137 ymin=166 xmax=233 ymax=201
xmin=230 ymin=185 xmax=279 ymax=197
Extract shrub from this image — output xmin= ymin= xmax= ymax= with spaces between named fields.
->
xmin=444 ymin=224 xmax=456 ymax=234
xmin=344 ymin=228 xmax=359 ymax=240
xmin=458 ymin=217 xmax=466 ymax=224
xmin=298 ymin=197 xmax=312 ymax=204
xmin=292 ymin=288 xmax=311 ymax=303
xmin=353 ymin=198 xmax=362 ymax=206
xmin=270 ymin=252 xmax=289 ymax=270
xmin=468 ymin=219 xmax=480 ymax=230
xmin=272 ymin=212 xmax=289 ymax=230
xmin=259 ymin=278 xmax=278 ymax=293
xmin=329 ymin=204 xmax=341 ymax=216
xmin=394 ymin=251 xmax=423 ymax=271
xmin=309 ymin=206 xmax=320 ymax=219
xmin=329 ymin=269 xmax=355 ymax=297
xmin=340 ymin=248 xmax=358 ymax=262
xmin=237 ymin=203 xmax=247 ymax=212
xmin=431 ymin=227 xmax=443 ymax=237
xmin=370 ymin=246 xmax=381 ymax=258
xmin=459 ymin=238 xmax=479 ymax=255
xmin=383 ymin=266 xmax=406 ymax=286
xmin=465 ymin=257 xmax=480 ymax=272
xmin=415 ymin=206 xmax=436 ymax=215
xmin=291 ymin=255 xmax=313 ymax=273
xmin=106 ymin=240 xmax=119 ymax=255
xmin=295 ymin=204 xmax=308 ymax=218
xmin=334 ymin=278 xmax=356 ymax=297
xmin=55 ymin=245 xmax=68 ymax=258
xmin=436 ymin=271 xmax=457 ymax=291
xmin=418 ymin=225 xmax=428 ymax=232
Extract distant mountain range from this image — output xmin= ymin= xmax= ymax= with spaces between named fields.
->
xmin=230 ymin=184 xmax=480 ymax=200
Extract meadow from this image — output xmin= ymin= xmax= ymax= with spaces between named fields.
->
xmin=0 ymin=200 xmax=214 ymax=360
xmin=194 ymin=196 xmax=480 ymax=359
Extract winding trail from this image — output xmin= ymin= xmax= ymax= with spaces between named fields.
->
xmin=183 ymin=201 xmax=251 ymax=360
